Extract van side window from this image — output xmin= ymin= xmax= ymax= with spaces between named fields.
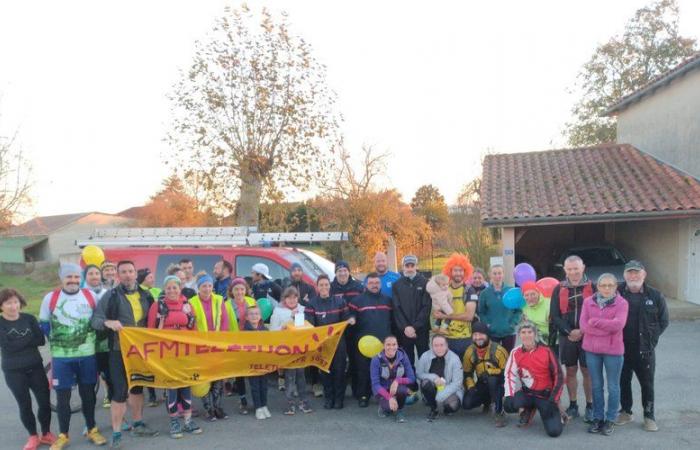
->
xmin=235 ymin=256 xmax=290 ymax=286
xmin=154 ymin=254 xmax=224 ymax=287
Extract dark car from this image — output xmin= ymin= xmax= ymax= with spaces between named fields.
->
xmin=551 ymin=245 xmax=628 ymax=282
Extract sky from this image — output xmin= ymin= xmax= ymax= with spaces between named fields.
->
xmin=1 ymin=0 xmax=699 ymax=219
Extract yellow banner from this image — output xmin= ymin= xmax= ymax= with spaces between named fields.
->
xmin=118 ymin=322 xmax=348 ymax=389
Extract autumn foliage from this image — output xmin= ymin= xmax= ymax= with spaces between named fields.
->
xmin=138 ymin=176 xmax=213 ymax=227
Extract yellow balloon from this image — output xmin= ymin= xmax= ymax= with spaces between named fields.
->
xmin=82 ymin=245 xmax=105 ymax=267
xmin=358 ymin=335 xmax=383 ymax=358
xmin=191 ymin=383 xmax=210 ymax=398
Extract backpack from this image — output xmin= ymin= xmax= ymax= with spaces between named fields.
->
xmin=49 ymin=288 xmax=96 ymax=312
xmin=470 ymin=341 xmax=500 ymax=372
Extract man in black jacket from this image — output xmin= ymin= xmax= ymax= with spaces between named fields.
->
xmin=391 ymin=255 xmax=431 ymax=368
xmin=615 ymin=260 xmax=669 ymax=432
xmin=285 ymin=263 xmax=316 ymax=306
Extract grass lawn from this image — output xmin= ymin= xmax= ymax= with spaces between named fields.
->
xmin=0 ymin=266 xmax=58 ymax=316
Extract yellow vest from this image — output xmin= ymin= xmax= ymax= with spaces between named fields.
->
xmin=189 ymin=294 xmax=230 ymax=332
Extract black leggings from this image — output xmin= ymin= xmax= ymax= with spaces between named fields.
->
xmin=56 ymin=384 xmax=96 ymax=434
xmin=4 ymin=364 xmax=51 ymax=436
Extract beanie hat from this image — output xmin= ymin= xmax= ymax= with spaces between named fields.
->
xmin=137 ymin=268 xmax=151 ymax=285
xmin=521 ymin=280 xmax=538 ymax=295
xmin=290 ymin=262 xmax=303 ymax=272
xmin=59 ymin=263 xmax=82 ymax=279
xmin=471 ymin=321 xmax=490 ymax=336
xmin=230 ymin=277 xmax=247 ymax=289
xmin=163 ymin=275 xmax=181 ymax=287
xmin=335 ymin=260 xmax=350 ymax=273
xmin=197 ymin=274 xmax=214 ymax=288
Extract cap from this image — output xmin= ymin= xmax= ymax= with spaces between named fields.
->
xmin=251 ymin=263 xmax=271 ymax=280
xmin=624 ymin=260 xmax=645 ymax=272
xmin=402 ymin=255 xmax=418 ymax=266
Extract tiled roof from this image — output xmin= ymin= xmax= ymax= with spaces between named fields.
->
xmin=481 ymin=144 xmax=700 ymax=226
xmin=605 ymin=52 xmax=700 ymax=115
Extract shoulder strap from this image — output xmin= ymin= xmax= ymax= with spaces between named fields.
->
xmin=559 ymin=283 xmax=569 ymax=315
xmin=49 ymin=289 xmax=61 ymax=313
xmin=488 ymin=342 xmax=500 ymax=366
xmin=81 ymin=289 xmax=96 ymax=309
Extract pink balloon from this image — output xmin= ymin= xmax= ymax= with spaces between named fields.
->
xmin=536 ymin=277 xmax=559 ymax=298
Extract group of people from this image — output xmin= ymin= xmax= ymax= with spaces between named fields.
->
xmin=0 ymin=251 xmax=668 ymax=449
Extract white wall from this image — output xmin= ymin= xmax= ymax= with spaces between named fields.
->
xmin=47 ymin=214 xmax=133 ymax=261
xmin=616 ymin=69 xmax=700 ymax=179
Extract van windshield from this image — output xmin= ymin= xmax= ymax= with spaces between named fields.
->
xmin=284 ymin=250 xmax=335 ymax=281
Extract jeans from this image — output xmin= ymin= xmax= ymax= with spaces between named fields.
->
xmin=620 ymin=346 xmax=656 ymax=419
xmin=249 ymin=376 xmax=268 ymax=409
xmin=585 ymin=352 xmax=623 ymax=422
xmin=284 ymin=368 xmax=306 ymax=402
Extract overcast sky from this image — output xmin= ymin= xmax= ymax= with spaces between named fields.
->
xmin=1 ymin=0 xmax=699 ymax=219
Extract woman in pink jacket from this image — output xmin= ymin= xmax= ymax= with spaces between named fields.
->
xmin=580 ymin=273 xmax=628 ymax=437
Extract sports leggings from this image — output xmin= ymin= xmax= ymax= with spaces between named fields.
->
xmin=4 ymin=364 xmax=51 ymax=436
xmin=166 ymin=387 xmax=192 ymax=417
xmin=56 ymin=384 xmax=96 ymax=433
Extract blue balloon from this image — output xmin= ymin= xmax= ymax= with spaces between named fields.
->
xmin=503 ymin=287 xmax=525 ymax=310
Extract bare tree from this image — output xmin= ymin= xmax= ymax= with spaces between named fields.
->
xmin=0 ymin=127 xmax=31 ymax=231
xmin=323 ymin=145 xmax=389 ymax=199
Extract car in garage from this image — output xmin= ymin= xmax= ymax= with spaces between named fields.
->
xmin=551 ymin=244 xmax=628 ymax=282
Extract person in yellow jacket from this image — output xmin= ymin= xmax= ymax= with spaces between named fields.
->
xmin=189 ymin=274 xmax=234 ymax=421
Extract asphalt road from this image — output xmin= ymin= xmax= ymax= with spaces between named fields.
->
xmin=2 ymin=321 xmax=699 ymax=450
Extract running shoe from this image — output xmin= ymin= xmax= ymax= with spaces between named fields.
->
xmin=183 ymin=420 xmax=202 ymax=434
xmin=103 ymin=396 xmax=111 ymax=409
xmin=588 ymin=419 xmax=603 ymax=434
xmin=299 ymin=400 xmax=313 ymax=414
xmin=600 ymin=420 xmax=614 ymax=436
xmin=643 ymin=417 xmax=659 ymax=432
xmin=109 ymin=433 xmax=122 ymax=450
xmin=518 ymin=407 xmax=536 ymax=428
xmin=284 ymin=402 xmax=296 ymax=415
xmin=169 ymin=419 xmax=183 ymax=439
xmin=23 ymin=435 xmax=40 ymax=450
xmin=86 ymin=427 xmax=107 ymax=446
xmin=584 ymin=404 xmax=594 ymax=423
xmin=49 ymin=433 xmax=70 ymax=450
xmin=565 ymin=404 xmax=579 ymax=419
xmin=615 ymin=411 xmax=634 ymax=425
xmin=378 ymin=406 xmax=390 ymax=418
xmin=214 ymin=407 xmax=229 ymax=420
xmin=312 ymin=383 xmax=324 ymax=398
xmin=39 ymin=432 xmax=57 ymax=445
xmin=262 ymin=406 xmax=271 ymax=418
xmin=255 ymin=408 xmax=266 ymax=420
xmin=395 ymin=410 xmax=407 ymax=423
xmin=278 ymin=377 xmax=285 ymax=391
xmin=427 ymin=409 xmax=439 ymax=422
xmin=131 ymin=422 xmax=159 ymax=437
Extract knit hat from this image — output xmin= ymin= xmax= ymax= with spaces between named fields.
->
xmin=290 ymin=262 xmax=303 ymax=272
xmin=521 ymin=280 xmax=538 ymax=295
xmin=163 ymin=275 xmax=181 ymax=287
xmin=197 ymin=274 xmax=214 ymax=288
xmin=230 ymin=277 xmax=247 ymax=289
xmin=471 ymin=321 xmax=490 ymax=336
xmin=59 ymin=263 xmax=82 ymax=279
xmin=137 ymin=268 xmax=151 ymax=285
xmin=335 ymin=260 xmax=350 ymax=273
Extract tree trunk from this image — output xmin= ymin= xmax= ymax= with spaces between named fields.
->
xmin=235 ymin=166 xmax=263 ymax=227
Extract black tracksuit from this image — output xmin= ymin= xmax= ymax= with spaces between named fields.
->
xmin=287 ymin=279 xmax=317 ymax=307
xmin=618 ymin=282 xmax=669 ymax=419
xmin=348 ymin=290 xmax=393 ymax=399
xmin=305 ymin=295 xmax=350 ymax=407
xmin=391 ymin=274 xmax=431 ymax=367
xmin=331 ymin=277 xmax=365 ymax=397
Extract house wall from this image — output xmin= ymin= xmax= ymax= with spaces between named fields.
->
xmin=616 ymin=69 xmax=700 ymax=179
xmin=47 ymin=214 xmax=133 ymax=261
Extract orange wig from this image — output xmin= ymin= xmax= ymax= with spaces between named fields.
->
xmin=442 ymin=253 xmax=474 ymax=280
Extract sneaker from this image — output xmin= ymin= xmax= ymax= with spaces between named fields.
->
xmin=120 ymin=419 xmax=132 ymax=432
xmin=255 ymin=408 xmax=266 ymax=420
xmin=299 ymin=401 xmax=313 ymax=414
xmin=278 ymin=377 xmax=286 ymax=391
xmin=40 ymin=433 xmax=58 ymax=445
xmin=109 ymin=433 xmax=122 ymax=450
xmin=378 ymin=406 xmax=390 ymax=418
xmin=239 ymin=398 xmax=249 ymax=415
xmin=358 ymin=397 xmax=369 ymax=408
xmin=588 ymin=419 xmax=603 ymax=434
xmin=262 ymin=406 xmax=272 ymax=418
xmin=131 ymin=422 xmax=159 ymax=437
xmin=147 ymin=399 xmax=159 ymax=407
xmin=565 ymin=404 xmax=580 ymax=419
xmin=169 ymin=419 xmax=183 ymax=439
xmin=102 ymin=397 xmax=111 ymax=409
xmin=323 ymin=400 xmax=333 ymax=410
xmin=601 ymin=420 xmax=614 ymax=436
xmin=584 ymin=405 xmax=594 ymax=423
xmin=23 ymin=435 xmax=40 ymax=450
xmin=395 ymin=410 xmax=406 ymax=423
xmin=615 ymin=411 xmax=634 ymax=425
xmin=312 ymin=383 xmax=324 ymax=398
xmin=494 ymin=411 xmax=507 ymax=428
xmin=643 ymin=417 xmax=659 ymax=432
xmin=49 ymin=433 xmax=70 ymax=450
xmin=183 ymin=420 xmax=202 ymax=434
xmin=427 ymin=409 xmax=438 ymax=422
xmin=284 ymin=403 xmax=296 ymax=415
xmin=404 ymin=391 xmax=419 ymax=406
xmin=204 ymin=410 xmax=217 ymax=422
xmin=86 ymin=427 xmax=107 ymax=446
xmin=518 ymin=408 xmax=536 ymax=428
xmin=214 ymin=407 xmax=229 ymax=420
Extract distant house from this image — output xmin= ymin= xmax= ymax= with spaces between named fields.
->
xmin=1 ymin=212 xmax=133 ymax=264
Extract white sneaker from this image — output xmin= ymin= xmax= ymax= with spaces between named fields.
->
xmin=255 ymin=408 xmax=266 ymax=420
xmin=263 ymin=406 xmax=271 ymax=418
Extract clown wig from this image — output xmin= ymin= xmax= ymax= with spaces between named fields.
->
xmin=442 ymin=253 xmax=474 ymax=281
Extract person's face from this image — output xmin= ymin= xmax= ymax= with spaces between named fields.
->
xmin=403 ymin=262 xmax=417 ymax=278
xmin=247 ymin=308 xmax=261 ymax=324
xmin=524 ymin=290 xmax=540 ymax=306
xmin=199 ymin=282 xmax=213 ymax=298
xmin=374 ymin=253 xmax=388 ymax=274
xmin=232 ymin=284 xmax=246 ymax=300
xmin=336 ymin=267 xmax=349 ymax=284
xmin=285 ymin=294 xmax=299 ymax=309
xmin=176 ymin=270 xmax=187 ymax=284
xmin=471 ymin=272 xmax=485 ymax=287
xmin=436 ymin=278 xmax=448 ymax=290
xmin=624 ymin=269 xmax=646 ymax=290
xmin=102 ymin=266 xmax=116 ymax=281
xmin=292 ymin=267 xmax=304 ymax=281
xmin=384 ymin=337 xmax=398 ymax=358
xmin=118 ymin=264 xmax=136 ymax=287
xmin=62 ymin=273 xmax=81 ymax=293
xmin=252 ymin=271 xmax=262 ymax=283
xmin=451 ymin=266 xmax=465 ymax=284
xmin=318 ymin=278 xmax=331 ymax=297
xmin=213 ymin=261 xmax=223 ymax=278
xmin=143 ymin=273 xmax=155 ymax=288
xmin=520 ymin=327 xmax=536 ymax=347
xmin=366 ymin=277 xmax=381 ymax=293
xmin=472 ymin=332 xmax=488 ymax=347
xmin=181 ymin=262 xmax=194 ymax=278
xmin=1 ymin=296 xmax=21 ymax=317
xmin=597 ymin=277 xmax=617 ymax=298
xmin=489 ymin=267 xmax=504 ymax=285
xmin=165 ymin=281 xmax=180 ymax=300
xmin=85 ymin=267 xmax=102 ymax=288
xmin=564 ymin=260 xmax=585 ymax=284
xmin=432 ymin=337 xmax=448 ymax=357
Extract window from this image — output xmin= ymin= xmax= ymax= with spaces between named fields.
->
xmin=154 ymin=254 xmax=224 ymax=287
xmin=235 ymin=255 xmax=290 ymax=285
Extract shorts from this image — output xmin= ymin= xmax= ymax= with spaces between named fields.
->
xmin=51 ymin=355 xmax=98 ymax=390
xmin=559 ymin=337 xmax=587 ymax=368
xmin=109 ymin=350 xmax=143 ymax=403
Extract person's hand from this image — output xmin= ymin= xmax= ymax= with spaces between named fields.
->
xmin=433 ymin=311 xmax=446 ymax=320
xmin=390 ymin=380 xmax=399 ymax=396
xmin=432 ymin=327 xmax=446 ymax=335
xmin=182 ymin=303 xmax=192 ymax=315
xmin=435 ymin=377 xmax=446 ymax=387
xmin=404 ymin=326 xmax=416 ymax=339
xmin=105 ymin=320 xmax=123 ymax=331
xmin=388 ymin=397 xmax=399 ymax=412
xmin=347 ymin=317 xmax=356 ymax=325
xmin=568 ymin=329 xmax=582 ymax=342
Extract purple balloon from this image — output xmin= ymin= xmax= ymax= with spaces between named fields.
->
xmin=514 ymin=263 xmax=536 ymax=286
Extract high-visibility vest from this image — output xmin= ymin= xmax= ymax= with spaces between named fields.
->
xmin=189 ymin=294 xmax=229 ymax=332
